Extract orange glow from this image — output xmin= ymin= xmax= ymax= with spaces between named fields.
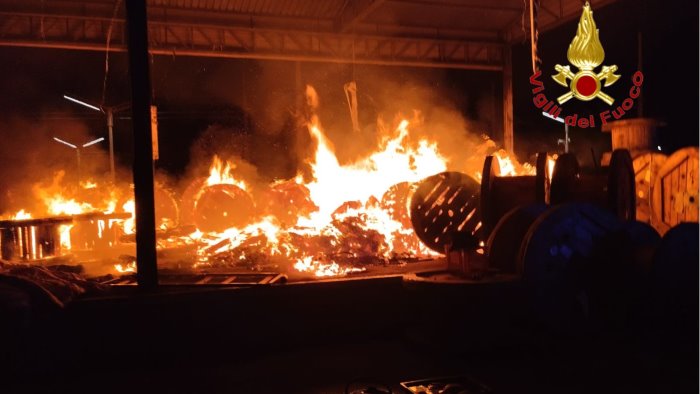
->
xmin=206 ymin=155 xmax=248 ymax=190
xmin=6 ymin=94 xmax=544 ymax=278
xmin=114 ymin=261 xmax=137 ymax=273
xmin=13 ymin=209 xmax=31 ymax=220
xmin=122 ymin=200 xmax=135 ymax=234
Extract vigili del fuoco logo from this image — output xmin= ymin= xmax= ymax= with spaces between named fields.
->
xmin=530 ymin=2 xmax=644 ymax=128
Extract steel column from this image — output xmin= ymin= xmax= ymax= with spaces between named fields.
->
xmin=125 ymin=0 xmax=158 ymax=289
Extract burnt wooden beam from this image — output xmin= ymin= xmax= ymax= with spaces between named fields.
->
xmin=125 ymin=0 xmax=158 ymax=290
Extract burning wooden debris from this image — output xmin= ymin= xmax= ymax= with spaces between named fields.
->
xmin=0 ymin=111 xmax=538 ymax=279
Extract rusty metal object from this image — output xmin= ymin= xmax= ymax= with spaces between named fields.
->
xmin=409 ymin=171 xmax=481 ymax=253
xmin=480 ymin=152 xmax=549 ymax=238
xmin=651 ymin=147 xmax=699 ymax=235
xmin=486 ymin=203 xmax=547 ymax=274
xmin=550 ymin=149 xmax=635 ymax=220
xmin=193 ymin=184 xmax=255 ymax=233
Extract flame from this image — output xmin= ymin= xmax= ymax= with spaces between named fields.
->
xmin=115 ymin=261 xmax=137 ymax=273
xmin=59 ymin=224 xmax=73 ymax=250
xmin=567 ymin=2 xmax=605 ymax=70
xmin=493 ymin=150 xmax=536 ymax=177
xmin=13 ymin=209 xmax=31 ymax=220
xmin=293 ymin=256 xmax=366 ymax=277
xmin=122 ymin=200 xmax=136 ymax=234
xmin=81 ymin=180 xmax=98 ymax=189
xmin=46 ymin=195 xmax=94 ymax=215
xmin=184 ymin=117 xmax=541 ymax=277
xmin=548 ymin=154 xmax=558 ymax=180
xmin=299 ymin=120 xmax=446 ymax=230
xmin=6 ymin=90 xmax=543 ymax=279
xmin=207 ymin=155 xmax=248 ymax=190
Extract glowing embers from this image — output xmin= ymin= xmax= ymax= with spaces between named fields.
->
xmin=168 ymin=118 xmax=539 ymax=278
xmin=179 ymin=120 xmax=449 ymax=277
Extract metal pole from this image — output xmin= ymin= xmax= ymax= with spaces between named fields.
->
xmin=76 ymin=149 xmax=81 ymax=185
xmin=564 ymin=123 xmax=569 ymax=153
xmin=502 ymin=45 xmax=514 ymax=154
xmin=125 ymin=0 xmax=158 ymax=290
xmin=107 ymin=108 xmax=116 ymax=183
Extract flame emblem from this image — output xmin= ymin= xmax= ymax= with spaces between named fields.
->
xmin=552 ymin=2 xmax=619 ymax=105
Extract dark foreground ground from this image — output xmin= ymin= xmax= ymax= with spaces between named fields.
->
xmin=1 ymin=267 xmax=697 ymax=394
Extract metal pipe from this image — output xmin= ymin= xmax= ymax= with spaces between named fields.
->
xmin=125 ymin=0 xmax=158 ymax=290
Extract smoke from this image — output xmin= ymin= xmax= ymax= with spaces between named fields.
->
xmin=0 ymin=117 xmax=114 ymax=216
xmin=175 ymin=61 xmax=508 ymax=192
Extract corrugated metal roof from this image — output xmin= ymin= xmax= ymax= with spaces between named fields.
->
xmin=0 ymin=0 xmax=623 ymax=43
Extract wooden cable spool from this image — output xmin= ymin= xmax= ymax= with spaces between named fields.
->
xmin=179 ymin=177 xmax=207 ymax=226
xmin=550 ymin=149 xmax=636 ymax=220
xmin=480 ymin=152 xmax=550 ymax=238
xmin=154 ymin=183 xmax=180 ymax=230
xmin=193 ymin=183 xmax=255 ymax=233
xmin=651 ymin=147 xmax=699 ymax=235
xmin=380 ymin=182 xmax=415 ymax=229
xmin=632 ymin=151 xmax=667 ymax=225
xmin=409 ymin=172 xmax=481 ymax=253
xmin=485 ymin=203 xmax=548 ymax=274
xmin=259 ymin=180 xmax=317 ymax=226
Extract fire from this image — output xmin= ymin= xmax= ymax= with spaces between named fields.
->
xmin=2 ymin=90 xmax=544 ymax=279
xmin=299 ymin=120 xmax=446 ymax=230
xmin=185 ymin=116 xmax=544 ymax=277
xmin=13 ymin=209 xmax=31 ymax=220
xmin=81 ymin=180 xmax=98 ymax=189
xmin=115 ymin=261 xmax=137 ymax=273
xmin=122 ymin=200 xmax=136 ymax=234
xmin=46 ymin=195 xmax=94 ymax=215
xmin=548 ymin=154 xmax=558 ymax=179
xmin=206 ymin=155 xmax=248 ymax=190
xmin=186 ymin=120 xmax=448 ymax=276
xmin=293 ymin=256 xmax=366 ymax=277
xmin=493 ymin=149 xmax=536 ymax=177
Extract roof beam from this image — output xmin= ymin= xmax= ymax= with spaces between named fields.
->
xmin=388 ymin=0 xmax=523 ymax=12
xmin=336 ymin=0 xmax=387 ymax=33
xmin=0 ymin=11 xmax=504 ymax=70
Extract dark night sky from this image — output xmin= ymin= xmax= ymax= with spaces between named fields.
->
xmin=0 ymin=0 xmax=696 ymax=184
